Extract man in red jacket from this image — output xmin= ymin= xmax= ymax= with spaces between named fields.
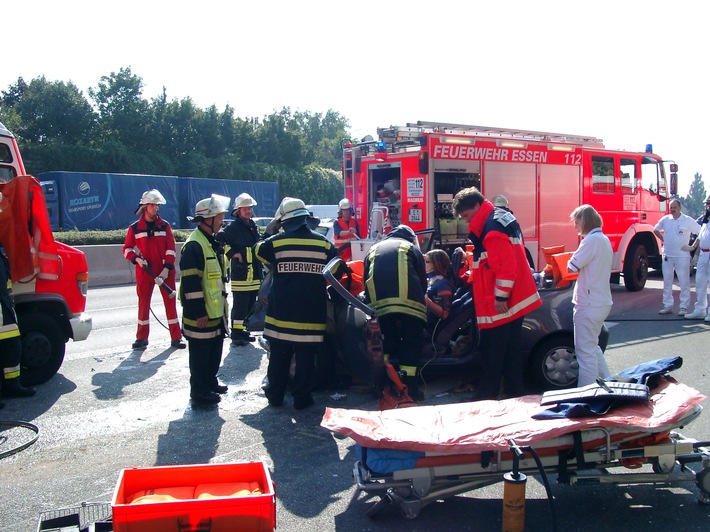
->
xmin=453 ymin=187 xmax=541 ymax=399
xmin=123 ymin=189 xmax=185 ymax=350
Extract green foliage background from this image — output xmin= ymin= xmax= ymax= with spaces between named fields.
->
xmin=0 ymin=67 xmax=350 ymax=205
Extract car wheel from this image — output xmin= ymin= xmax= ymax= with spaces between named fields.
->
xmin=529 ymin=335 xmax=577 ymax=391
xmin=19 ymin=313 xmax=66 ymax=386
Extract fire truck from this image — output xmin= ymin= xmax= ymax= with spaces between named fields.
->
xmin=342 ymin=121 xmax=678 ymax=291
xmin=0 ymin=122 xmax=92 ymax=385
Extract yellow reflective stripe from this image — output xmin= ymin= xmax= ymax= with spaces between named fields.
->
xmin=272 ymin=238 xmax=331 ymax=249
xmin=182 ymin=317 xmax=223 ymax=327
xmin=4 ymin=366 xmax=21 ymax=379
xmin=181 ymin=267 xmax=203 ymax=277
xmin=399 ymin=365 xmax=417 ymax=377
xmin=264 ymin=316 xmax=327 ymax=332
xmin=264 ymin=329 xmax=324 ymax=342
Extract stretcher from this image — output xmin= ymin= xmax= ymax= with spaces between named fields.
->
xmin=321 ymin=375 xmax=710 ymax=520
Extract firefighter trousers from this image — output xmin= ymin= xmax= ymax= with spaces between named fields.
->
xmin=264 ymin=340 xmax=316 ymax=407
xmin=378 ymin=313 xmax=423 ymax=394
xmin=230 ymin=290 xmax=257 ymax=340
xmin=135 ymin=278 xmax=181 ymax=341
xmin=188 ymin=336 xmax=224 ymax=395
xmin=476 ymin=316 xmax=524 ymax=399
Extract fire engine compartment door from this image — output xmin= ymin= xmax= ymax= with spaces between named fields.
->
xmin=369 ymin=162 xmax=403 ymax=231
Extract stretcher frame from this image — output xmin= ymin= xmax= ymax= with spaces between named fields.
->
xmin=354 ymin=405 xmax=710 ymax=519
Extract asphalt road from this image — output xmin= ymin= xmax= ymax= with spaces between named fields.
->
xmin=1 ymin=272 xmax=709 ymax=531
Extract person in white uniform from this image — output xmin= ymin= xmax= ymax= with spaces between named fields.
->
xmin=685 ymin=195 xmax=710 ymax=321
xmin=653 ymin=199 xmax=701 ymax=315
xmin=567 ymin=204 xmax=613 ymax=387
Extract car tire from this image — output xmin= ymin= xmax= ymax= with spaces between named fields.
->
xmin=529 ymin=335 xmax=577 ymax=392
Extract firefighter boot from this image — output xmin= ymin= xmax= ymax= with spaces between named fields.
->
xmin=1 ymin=378 xmax=37 ymax=398
xmin=404 ymin=375 xmax=424 ymax=403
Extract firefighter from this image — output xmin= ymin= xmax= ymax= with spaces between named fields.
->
xmin=255 ymin=197 xmax=337 ymax=410
xmin=0 ymin=237 xmax=36 ymax=407
xmin=179 ymin=195 xmax=231 ymax=405
xmin=363 ymin=225 xmax=427 ymax=401
xmin=216 ymin=193 xmax=263 ymax=346
xmin=333 ymin=198 xmax=360 ymax=260
xmin=123 ymin=189 xmax=185 ymax=350
xmin=453 ymin=187 xmax=541 ymax=400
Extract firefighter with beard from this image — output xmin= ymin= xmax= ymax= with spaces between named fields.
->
xmin=216 ymin=193 xmax=263 ymax=346
xmin=255 ymin=197 xmax=337 ymax=410
xmin=179 ymin=195 xmax=231 ymax=405
xmin=0 ymin=192 xmax=36 ymax=407
xmin=123 ymin=189 xmax=185 ymax=350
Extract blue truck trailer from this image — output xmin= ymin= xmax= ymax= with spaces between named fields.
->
xmin=38 ymin=171 xmax=280 ymax=231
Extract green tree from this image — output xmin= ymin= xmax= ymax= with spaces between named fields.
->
xmin=683 ymin=172 xmax=706 ymax=220
xmin=89 ymin=67 xmax=149 ymax=151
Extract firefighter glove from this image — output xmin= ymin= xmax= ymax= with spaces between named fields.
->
xmin=155 ymin=276 xmax=164 ymax=286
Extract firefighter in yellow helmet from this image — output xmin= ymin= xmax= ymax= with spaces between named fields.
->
xmin=179 ymin=195 xmax=231 ymax=405
xmin=216 ymin=193 xmax=264 ymax=346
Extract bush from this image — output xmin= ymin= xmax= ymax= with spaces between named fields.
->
xmin=53 ymin=228 xmax=193 ymax=245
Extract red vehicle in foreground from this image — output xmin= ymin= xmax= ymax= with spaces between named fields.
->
xmin=0 ymin=122 xmax=91 ymax=384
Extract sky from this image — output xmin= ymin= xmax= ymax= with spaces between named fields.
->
xmin=3 ymin=1 xmax=708 ymax=196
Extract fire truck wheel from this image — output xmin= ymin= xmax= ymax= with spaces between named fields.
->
xmin=528 ymin=335 xmax=577 ymax=391
xmin=623 ymin=243 xmax=648 ymax=292
xmin=18 ymin=313 xmax=66 ymax=386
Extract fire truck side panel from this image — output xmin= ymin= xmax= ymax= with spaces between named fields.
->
xmin=538 ymin=163 xmax=583 ymax=268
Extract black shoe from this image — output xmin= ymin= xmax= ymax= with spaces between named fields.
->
xmin=2 ymin=380 xmax=36 ymax=398
xmin=132 ymin=338 xmax=149 ymax=350
xmin=294 ymin=394 xmax=314 ymax=411
xmin=231 ymin=338 xmax=249 ymax=347
xmin=191 ymin=391 xmax=221 ymax=404
xmin=212 ymin=383 xmax=228 ymax=394
xmin=171 ymin=339 xmax=186 ymax=349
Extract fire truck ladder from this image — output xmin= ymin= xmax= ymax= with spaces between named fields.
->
xmin=405 ymin=121 xmax=605 ymax=147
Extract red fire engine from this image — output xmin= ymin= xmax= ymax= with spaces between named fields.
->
xmin=342 ymin=121 xmax=678 ymax=291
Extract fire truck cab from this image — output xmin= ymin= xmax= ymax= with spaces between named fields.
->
xmin=342 ymin=121 xmax=678 ymax=291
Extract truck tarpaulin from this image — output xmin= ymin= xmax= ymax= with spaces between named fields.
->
xmin=38 ymin=171 xmax=180 ymax=231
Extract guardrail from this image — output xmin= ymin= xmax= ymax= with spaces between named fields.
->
xmin=78 ymin=243 xmax=184 ymax=288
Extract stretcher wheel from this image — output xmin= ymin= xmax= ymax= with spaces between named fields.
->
xmin=366 ymin=494 xmax=392 ymax=518
xmin=697 ymin=467 xmax=710 ymax=504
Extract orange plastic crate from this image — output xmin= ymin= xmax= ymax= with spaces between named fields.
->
xmin=112 ymin=461 xmax=276 ymax=532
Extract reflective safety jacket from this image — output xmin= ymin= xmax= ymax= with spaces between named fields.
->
xmin=215 ymin=216 xmax=263 ymax=292
xmin=363 ymin=234 xmax=427 ymax=322
xmin=0 ymin=244 xmax=20 ymax=342
xmin=122 ymin=215 xmax=177 ymax=280
xmin=333 ymin=217 xmax=360 ymax=247
xmin=467 ymin=200 xmax=541 ymax=329
xmin=179 ymin=228 xmax=229 ymax=340
xmin=254 ymin=225 xmax=337 ymax=343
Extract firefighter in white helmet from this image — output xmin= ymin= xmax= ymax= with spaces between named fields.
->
xmin=333 ymin=198 xmax=360 ymax=261
xmin=216 ymin=193 xmax=264 ymax=346
xmin=123 ymin=189 xmax=185 ymax=350
xmin=254 ymin=197 xmax=337 ymax=409
xmin=179 ymin=194 xmax=231 ymax=404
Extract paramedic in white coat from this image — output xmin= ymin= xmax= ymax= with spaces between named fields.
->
xmin=685 ymin=195 xmax=710 ymax=321
xmin=567 ymin=204 xmax=613 ymax=387
xmin=653 ymin=199 xmax=701 ymax=315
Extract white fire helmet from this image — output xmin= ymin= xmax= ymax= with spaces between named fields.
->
xmin=187 ymin=194 xmax=231 ymax=222
xmin=232 ymin=193 xmax=257 ymax=215
xmin=274 ymin=197 xmax=309 ymax=222
xmin=492 ymin=194 xmax=509 ymax=208
xmin=135 ymin=189 xmax=166 ymax=214
xmin=338 ymin=198 xmax=351 ymax=210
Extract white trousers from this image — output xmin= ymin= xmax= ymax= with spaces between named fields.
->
xmin=661 ymin=255 xmax=691 ymax=309
xmin=691 ymin=251 xmax=710 ymax=314
xmin=574 ymin=304 xmax=612 ymax=387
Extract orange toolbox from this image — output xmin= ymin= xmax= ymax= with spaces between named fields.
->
xmin=112 ymin=461 xmax=276 ymax=531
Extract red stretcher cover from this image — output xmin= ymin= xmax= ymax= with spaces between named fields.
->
xmin=321 ymin=379 xmax=706 ymax=454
